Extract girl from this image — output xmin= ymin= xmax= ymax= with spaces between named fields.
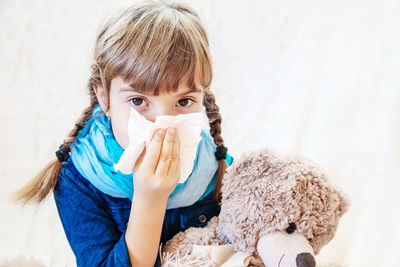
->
xmin=14 ymin=1 xmax=233 ymax=266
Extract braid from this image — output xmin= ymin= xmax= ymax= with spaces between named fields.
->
xmin=203 ymin=88 xmax=228 ymax=204
xmin=62 ymin=102 xmax=98 ymax=152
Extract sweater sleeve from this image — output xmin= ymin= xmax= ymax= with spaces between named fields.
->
xmin=54 ymin=167 xmax=132 ymax=267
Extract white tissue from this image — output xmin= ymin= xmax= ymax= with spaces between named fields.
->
xmin=114 ymin=108 xmax=204 ymax=184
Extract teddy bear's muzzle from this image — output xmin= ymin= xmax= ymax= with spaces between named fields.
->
xmin=257 ymin=231 xmax=316 ymax=267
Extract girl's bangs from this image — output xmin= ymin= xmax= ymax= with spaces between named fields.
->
xmin=102 ymin=8 xmax=212 ymax=95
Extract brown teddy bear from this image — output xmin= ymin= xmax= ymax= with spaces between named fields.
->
xmin=161 ymin=148 xmax=349 ymax=267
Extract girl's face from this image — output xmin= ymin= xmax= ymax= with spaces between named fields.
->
xmin=94 ymin=76 xmax=204 ymax=149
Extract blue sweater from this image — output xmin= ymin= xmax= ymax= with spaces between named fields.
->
xmin=53 ymin=155 xmax=233 ymax=267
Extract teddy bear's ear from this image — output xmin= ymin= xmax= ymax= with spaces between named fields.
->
xmin=337 ymin=189 xmax=351 ymax=217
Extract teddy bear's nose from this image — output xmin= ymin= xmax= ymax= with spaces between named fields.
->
xmin=296 ymin=252 xmax=316 ymax=267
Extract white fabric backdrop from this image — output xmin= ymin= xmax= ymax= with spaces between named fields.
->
xmin=1 ymin=0 xmax=399 ymax=266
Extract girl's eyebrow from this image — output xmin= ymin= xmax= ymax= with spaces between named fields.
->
xmin=119 ymin=83 xmax=202 ymax=96
xmin=177 ymin=87 xmax=203 ymax=96
xmin=119 ymin=83 xmax=139 ymax=93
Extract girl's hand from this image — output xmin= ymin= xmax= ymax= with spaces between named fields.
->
xmin=132 ymin=127 xmax=180 ymax=203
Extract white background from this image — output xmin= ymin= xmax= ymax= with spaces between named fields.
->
xmin=1 ymin=0 xmax=399 ymax=266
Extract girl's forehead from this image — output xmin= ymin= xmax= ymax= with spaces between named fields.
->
xmin=113 ymin=76 xmax=203 ymax=96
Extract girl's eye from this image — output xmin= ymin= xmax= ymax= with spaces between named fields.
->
xmin=129 ymin=97 xmax=146 ymax=107
xmin=177 ymin=98 xmax=194 ymax=107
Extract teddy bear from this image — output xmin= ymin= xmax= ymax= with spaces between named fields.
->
xmin=160 ymin=147 xmax=349 ymax=267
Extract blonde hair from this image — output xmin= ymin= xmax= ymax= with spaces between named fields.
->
xmin=13 ymin=0 xmax=227 ymax=206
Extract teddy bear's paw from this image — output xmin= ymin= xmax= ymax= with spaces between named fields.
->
xmin=163 ymin=216 xmax=224 ymax=255
xmin=161 ymin=250 xmax=216 ymax=267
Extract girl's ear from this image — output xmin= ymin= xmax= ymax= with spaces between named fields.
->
xmin=93 ymin=84 xmax=110 ymax=117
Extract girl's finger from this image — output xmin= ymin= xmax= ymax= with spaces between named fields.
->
xmin=133 ymin=144 xmax=146 ymax=173
xmin=140 ymin=128 xmax=165 ymax=173
xmin=155 ymin=127 xmax=176 ymax=177
xmin=167 ymin=133 xmax=180 ymax=181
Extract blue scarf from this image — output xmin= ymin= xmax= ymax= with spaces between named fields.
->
xmin=70 ymin=105 xmax=222 ymax=209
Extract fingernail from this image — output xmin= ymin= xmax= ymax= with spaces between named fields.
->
xmin=168 ymin=128 xmax=175 ymax=136
xmin=157 ymin=129 xmax=165 ymax=138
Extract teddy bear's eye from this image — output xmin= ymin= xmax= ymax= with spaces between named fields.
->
xmin=285 ymin=222 xmax=297 ymax=234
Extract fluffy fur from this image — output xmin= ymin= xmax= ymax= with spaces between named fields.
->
xmin=162 ymin=147 xmax=349 ymax=266
xmin=219 ymin=148 xmax=349 ymax=255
